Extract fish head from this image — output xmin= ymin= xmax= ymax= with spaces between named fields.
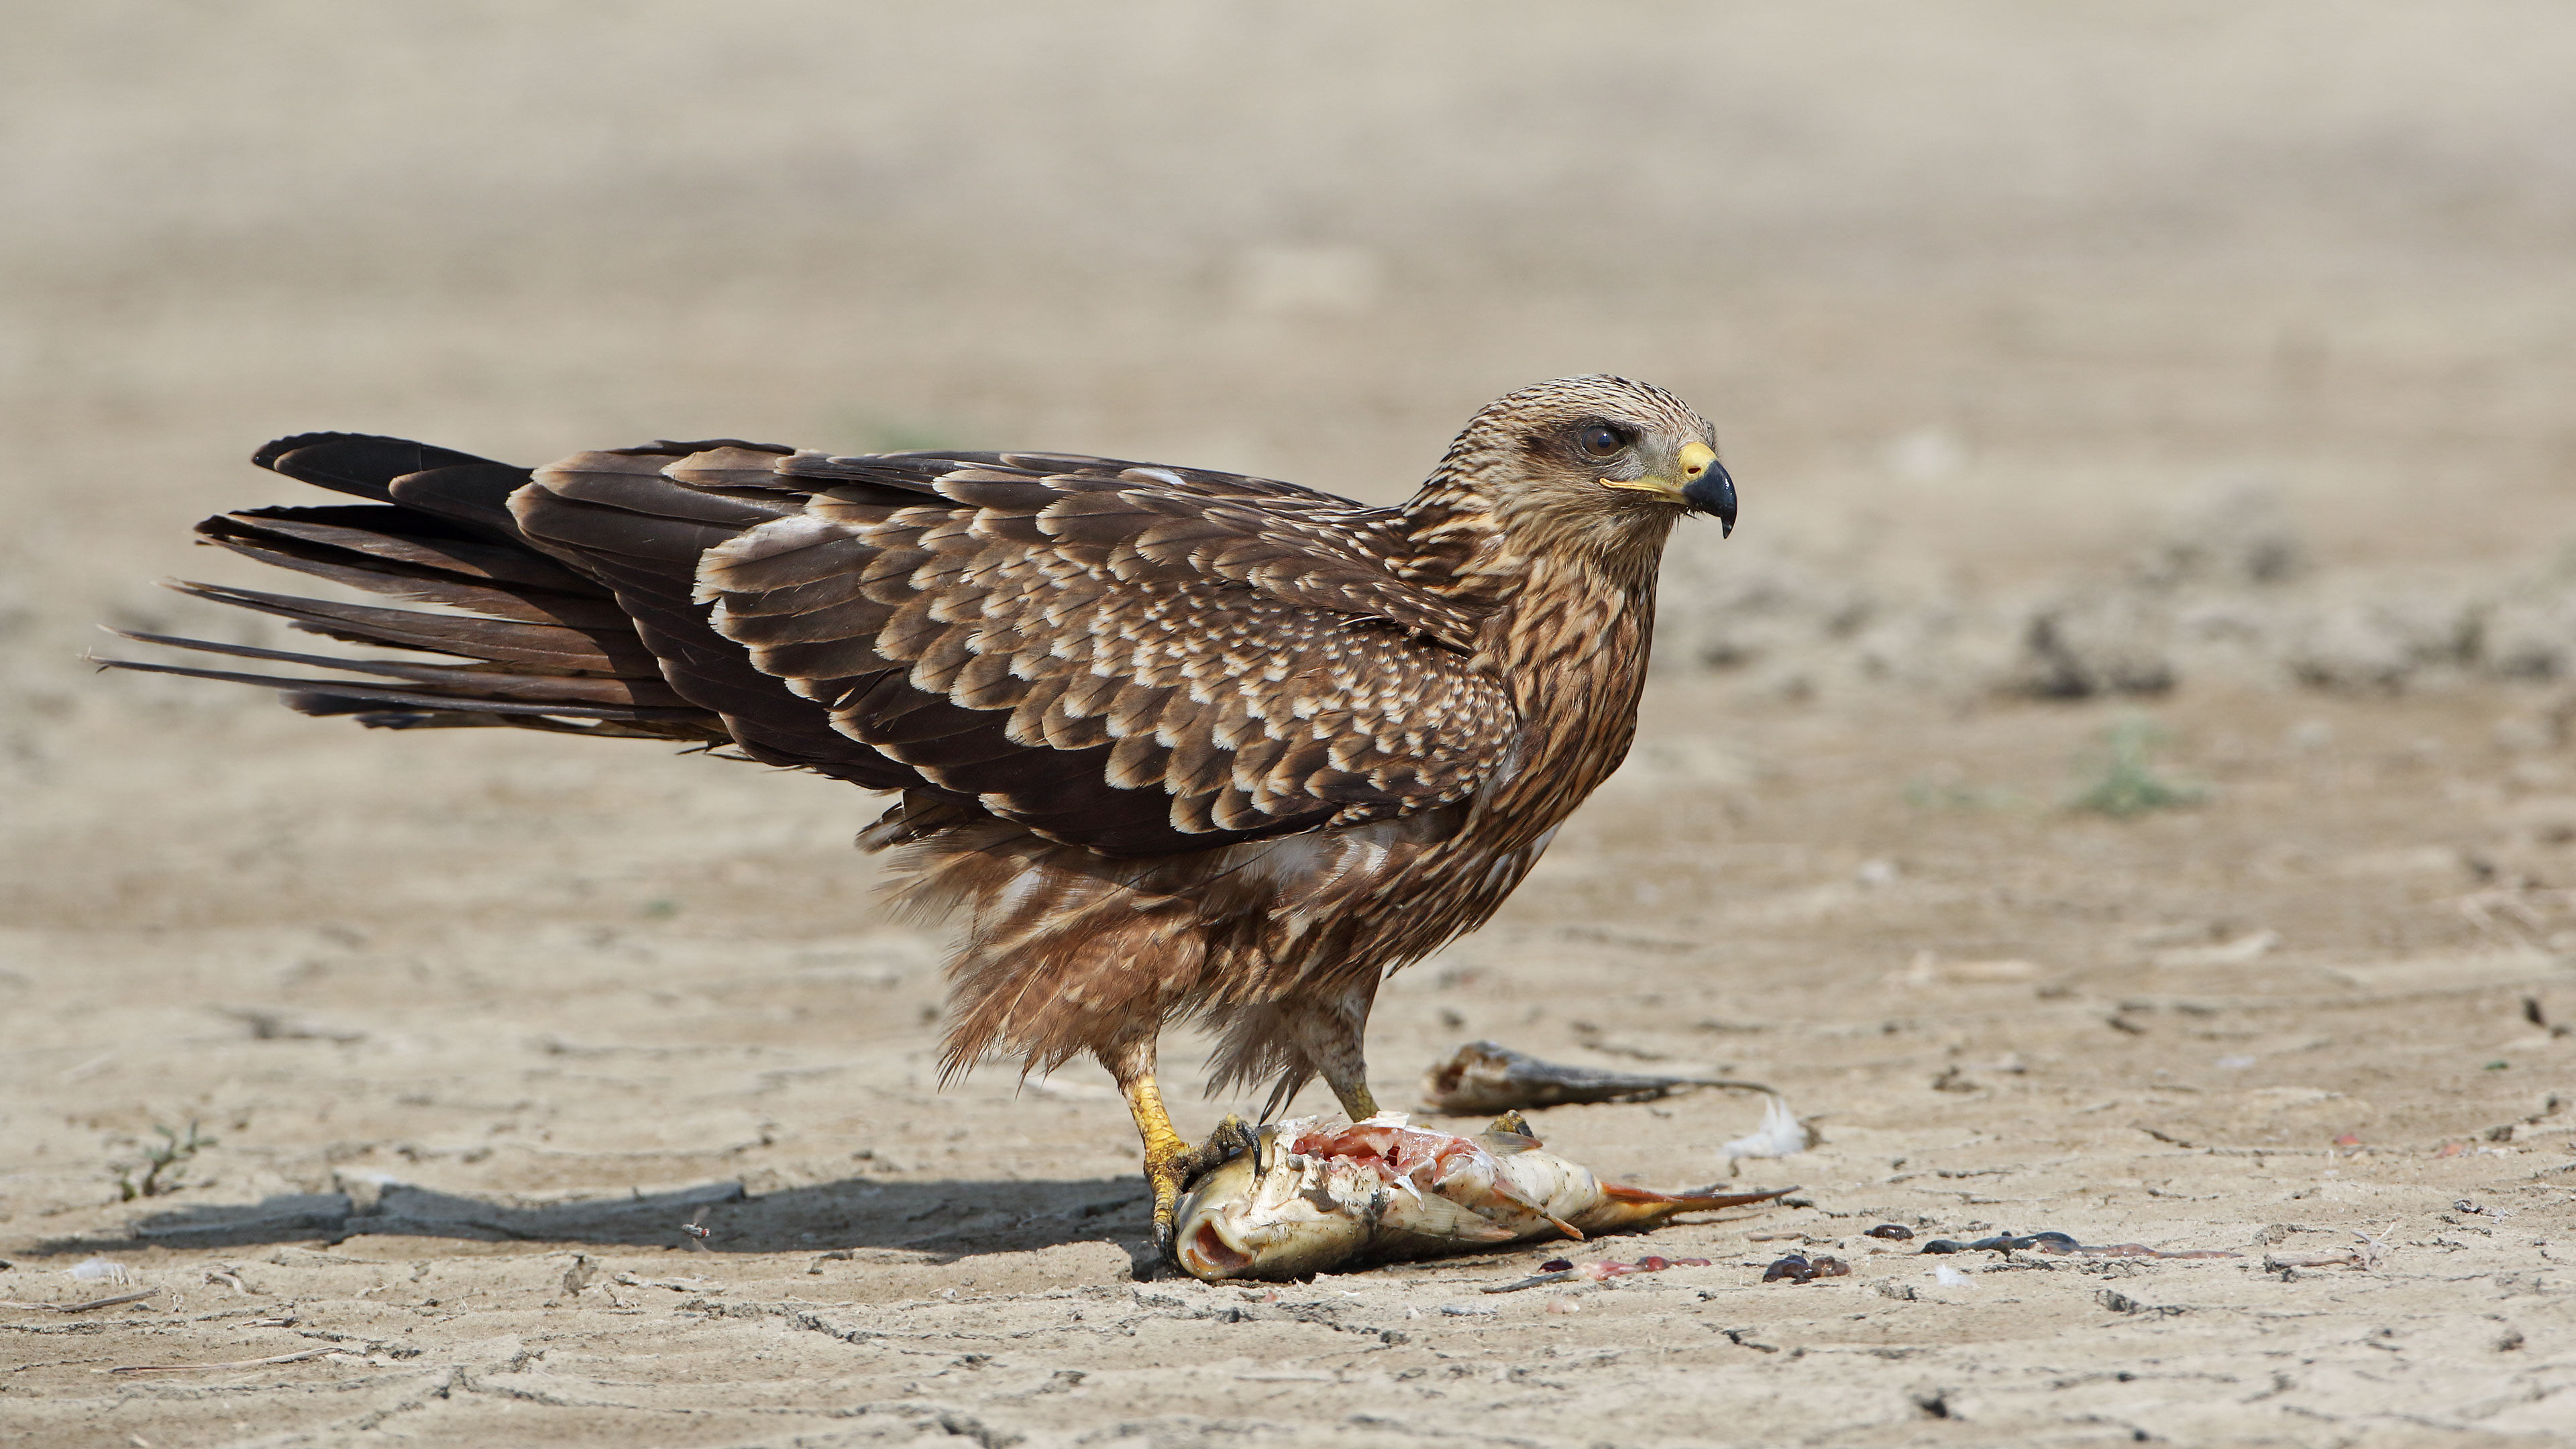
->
xmin=1172 ymin=1127 xmax=1373 ymax=1282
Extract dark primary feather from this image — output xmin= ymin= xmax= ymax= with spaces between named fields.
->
xmin=252 ymin=433 xmax=504 ymax=503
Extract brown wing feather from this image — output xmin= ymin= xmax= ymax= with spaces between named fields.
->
xmin=780 ymin=452 xmax=1485 ymax=648
xmin=111 ymin=432 xmax=1519 ymax=860
xmin=508 ymin=445 xmax=1517 ymax=857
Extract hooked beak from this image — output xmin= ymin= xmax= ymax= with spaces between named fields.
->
xmin=1677 ymin=441 xmax=1737 ymax=536
xmin=1603 ymin=440 xmax=1737 ymax=537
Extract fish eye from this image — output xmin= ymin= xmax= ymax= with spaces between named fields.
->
xmin=1573 ymin=422 xmax=1631 ymax=460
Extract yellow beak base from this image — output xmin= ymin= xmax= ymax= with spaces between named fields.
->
xmin=1600 ymin=441 xmax=1719 ymax=504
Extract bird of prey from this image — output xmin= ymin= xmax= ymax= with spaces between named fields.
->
xmin=103 ymin=375 xmax=1736 ymax=1256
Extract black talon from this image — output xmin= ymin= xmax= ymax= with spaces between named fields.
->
xmin=1179 ymin=1114 xmax=1257 ymax=1190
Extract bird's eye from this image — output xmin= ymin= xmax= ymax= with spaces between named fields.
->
xmin=1574 ymin=423 xmax=1631 ymax=460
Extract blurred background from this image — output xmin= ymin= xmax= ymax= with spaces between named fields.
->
xmin=6 ymin=0 xmax=2575 ymax=797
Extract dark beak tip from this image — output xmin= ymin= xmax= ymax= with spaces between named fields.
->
xmin=1683 ymin=463 xmax=1737 ymax=537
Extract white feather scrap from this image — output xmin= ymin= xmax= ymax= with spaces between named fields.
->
xmin=1720 ymin=1094 xmax=1810 ymax=1161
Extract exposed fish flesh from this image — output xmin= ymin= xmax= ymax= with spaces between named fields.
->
xmin=1173 ymin=1111 xmax=1792 ymax=1281
xmin=1422 ymin=1040 xmax=1774 ymax=1114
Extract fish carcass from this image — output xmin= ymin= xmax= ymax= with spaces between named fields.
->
xmin=1172 ymin=1112 xmax=1793 ymax=1281
xmin=1422 ymin=1040 xmax=1774 ymax=1114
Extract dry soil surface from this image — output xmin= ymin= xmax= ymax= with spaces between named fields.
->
xmin=7 ymin=684 xmax=2575 ymax=1446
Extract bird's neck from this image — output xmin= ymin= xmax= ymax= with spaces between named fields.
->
xmin=1389 ymin=476 xmax=1516 ymax=611
xmin=1393 ymin=474 xmax=1677 ymax=613
xmin=1442 ymin=515 xmax=1670 ymax=839
xmin=1395 ymin=470 xmax=1672 ymax=703
xmin=1390 ymin=471 xmax=1678 ymax=879
xmin=1483 ymin=545 xmax=1660 ymax=757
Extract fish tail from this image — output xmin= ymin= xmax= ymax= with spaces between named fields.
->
xmin=1605 ymin=1183 xmax=1798 ymax=1211
xmin=1574 ymin=1183 xmax=1799 ymax=1233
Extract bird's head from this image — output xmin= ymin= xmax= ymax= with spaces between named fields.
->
xmin=1422 ymin=376 xmax=1734 ymax=570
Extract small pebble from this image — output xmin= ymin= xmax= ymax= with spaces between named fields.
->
xmin=1540 ymin=1258 xmax=1574 ymax=1273
xmin=1919 ymin=1230 xmax=2080 ymax=1254
xmin=1865 ymin=1224 xmax=1915 ymax=1240
xmin=1760 ymin=1254 xmax=1846 ymax=1285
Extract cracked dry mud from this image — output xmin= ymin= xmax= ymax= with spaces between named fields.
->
xmin=6 ymin=684 xmax=2573 ymax=1446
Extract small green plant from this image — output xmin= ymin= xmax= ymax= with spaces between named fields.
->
xmin=1903 ymin=758 xmax=2027 ymax=812
xmin=2067 ymin=716 xmax=2207 ymax=818
xmin=1903 ymin=777 xmax=2027 ymax=812
xmin=115 ymin=1121 xmax=216 ymax=1200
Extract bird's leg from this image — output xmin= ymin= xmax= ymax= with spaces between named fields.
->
xmin=1291 ymin=995 xmax=1381 ymax=1121
xmin=1108 ymin=1043 xmax=1191 ymax=1252
xmin=1102 ymin=1038 xmax=1252 ymax=1261
xmin=1324 ymin=1068 xmax=1379 ymax=1121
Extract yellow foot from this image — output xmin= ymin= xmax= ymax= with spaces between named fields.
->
xmin=1146 ymin=1114 xmax=1256 ymax=1260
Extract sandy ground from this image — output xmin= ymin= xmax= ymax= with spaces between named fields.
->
xmin=7 ymin=5 xmax=2576 ymax=1446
